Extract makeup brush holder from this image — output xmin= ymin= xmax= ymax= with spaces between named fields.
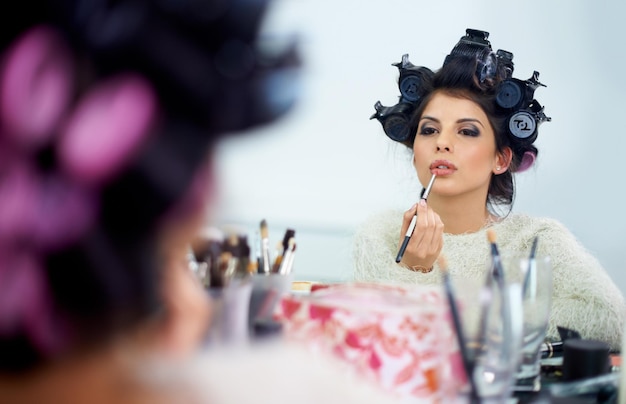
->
xmin=205 ymin=277 xmax=253 ymax=346
xmin=248 ymin=273 xmax=293 ymax=337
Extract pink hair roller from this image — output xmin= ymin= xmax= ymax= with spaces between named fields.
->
xmin=31 ymin=175 xmax=98 ymax=251
xmin=516 ymin=151 xmax=536 ymax=172
xmin=0 ymin=26 xmax=73 ymax=149
xmin=58 ymin=74 xmax=158 ymax=184
xmin=0 ymin=164 xmax=39 ymax=243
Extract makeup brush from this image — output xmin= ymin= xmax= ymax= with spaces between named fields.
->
xmin=540 ymin=340 xmax=564 ymax=359
xmin=540 ymin=326 xmax=581 ymax=359
xmin=438 ymin=255 xmax=480 ymax=403
xmin=259 ymin=219 xmax=271 ymax=274
xmin=248 ymin=259 xmax=259 ymax=275
xmin=271 ymin=241 xmax=284 ymax=273
xmin=278 ymin=237 xmax=296 ymax=275
xmin=281 ymin=228 xmax=296 ymax=257
xmin=272 ymin=228 xmax=296 ymax=273
xmin=395 ymin=173 xmax=437 ymax=263
xmin=522 ymin=236 xmax=539 ymax=297
xmin=486 ymin=228 xmax=505 ymax=284
xmin=222 ymin=233 xmax=240 ymax=279
xmin=235 ymin=234 xmax=251 ymax=278
xmin=485 ymin=229 xmax=516 ymax=360
xmin=475 ymin=229 xmax=505 ymax=359
xmin=193 ymin=227 xmax=224 ymax=288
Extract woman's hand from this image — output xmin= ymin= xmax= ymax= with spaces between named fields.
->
xmin=399 ymin=199 xmax=444 ymax=271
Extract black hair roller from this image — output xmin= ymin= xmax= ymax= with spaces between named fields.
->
xmin=371 ymin=28 xmax=551 ymax=146
xmin=495 ymin=49 xmax=514 ymax=79
xmin=508 ymin=110 xmax=538 ymax=141
xmin=370 ymin=101 xmax=415 ymax=143
xmin=370 ymin=54 xmax=432 ymax=142
xmin=443 ymin=28 xmax=492 ymax=66
xmin=394 ymin=54 xmax=432 ymax=103
xmin=497 ymin=70 xmax=550 ymax=141
xmin=496 ymin=78 xmax=527 ymax=110
xmin=50 ymin=0 xmax=301 ymax=134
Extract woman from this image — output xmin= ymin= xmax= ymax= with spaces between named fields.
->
xmin=356 ymin=29 xmax=626 ymax=349
xmin=0 ymin=1 xmax=394 ymax=403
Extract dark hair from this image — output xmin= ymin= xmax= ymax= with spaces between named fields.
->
xmin=371 ymin=30 xmax=549 ymax=213
xmin=0 ymin=0 xmax=299 ymax=372
xmin=402 ymin=55 xmax=540 ymax=211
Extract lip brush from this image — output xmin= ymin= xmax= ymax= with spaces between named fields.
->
xmin=395 ymin=173 xmax=437 ymax=263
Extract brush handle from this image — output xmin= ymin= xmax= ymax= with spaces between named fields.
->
xmin=395 ymin=236 xmax=411 ymax=263
xmin=260 ymin=238 xmax=271 ymax=274
xmin=541 ymin=341 xmax=564 ymax=359
xmin=522 ymin=258 xmax=537 ymax=298
xmin=490 ymin=244 xmax=504 ymax=280
xmin=444 ymin=275 xmax=479 ymax=402
xmin=522 ymin=236 xmax=539 ymax=296
xmin=395 ymin=215 xmax=417 ymax=263
xmin=279 ymin=249 xmax=295 ymax=275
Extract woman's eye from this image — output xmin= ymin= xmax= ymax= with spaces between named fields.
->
xmin=460 ymin=128 xmax=480 ymax=137
xmin=418 ymin=126 xmax=437 ymax=136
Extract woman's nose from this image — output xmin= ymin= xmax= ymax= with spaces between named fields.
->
xmin=436 ymin=131 xmax=454 ymax=152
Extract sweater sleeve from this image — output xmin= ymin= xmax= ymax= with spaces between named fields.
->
xmin=535 ymin=218 xmax=626 ymax=350
xmin=351 ymin=210 xmax=440 ymax=286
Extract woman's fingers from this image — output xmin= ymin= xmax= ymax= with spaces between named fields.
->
xmin=401 ymin=200 xmax=443 ymax=265
xmin=420 ymin=201 xmax=444 ymax=255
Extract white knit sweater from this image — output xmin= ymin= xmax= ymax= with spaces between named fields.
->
xmin=351 ymin=210 xmax=626 ymax=350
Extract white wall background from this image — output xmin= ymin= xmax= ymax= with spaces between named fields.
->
xmin=210 ymin=0 xmax=626 ymax=293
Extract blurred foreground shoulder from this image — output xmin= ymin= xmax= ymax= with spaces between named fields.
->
xmin=140 ymin=342 xmax=397 ymax=404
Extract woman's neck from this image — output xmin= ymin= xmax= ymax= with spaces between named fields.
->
xmin=427 ymin=193 xmax=493 ymax=235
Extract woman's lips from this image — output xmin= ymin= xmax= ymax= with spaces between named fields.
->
xmin=429 ymin=160 xmax=457 ymax=176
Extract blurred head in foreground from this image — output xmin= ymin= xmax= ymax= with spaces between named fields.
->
xmin=0 ymin=0 xmax=299 ymax=375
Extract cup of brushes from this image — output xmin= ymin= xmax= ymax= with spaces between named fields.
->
xmin=190 ymin=220 xmax=297 ymax=340
xmin=439 ymin=228 xmax=550 ymax=402
xmin=249 ymin=220 xmax=296 ymax=337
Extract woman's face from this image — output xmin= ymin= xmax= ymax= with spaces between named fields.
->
xmin=413 ymin=92 xmax=504 ymax=200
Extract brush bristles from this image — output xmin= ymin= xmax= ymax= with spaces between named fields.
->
xmin=260 ymin=219 xmax=269 ymax=238
xmin=486 ymin=228 xmax=496 ymax=244
xmin=283 ymin=228 xmax=295 ymax=242
xmin=248 ymin=261 xmax=258 ymax=274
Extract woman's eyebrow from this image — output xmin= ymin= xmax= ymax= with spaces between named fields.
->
xmin=420 ymin=116 xmax=485 ymax=129
xmin=457 ymin=118 xmax=485 ymax=128
xmin=419 ymin=116 xmax=439 ymax=123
